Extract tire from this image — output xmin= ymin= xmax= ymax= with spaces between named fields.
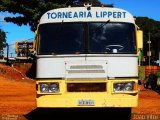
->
xmin=144 ymin=81 xmax=149 ymax=89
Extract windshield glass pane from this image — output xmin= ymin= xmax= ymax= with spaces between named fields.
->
xmin=38 ymin=23 xmax=84 ymax=54
xmin=89 ymin=23 xmax=136 ymax=53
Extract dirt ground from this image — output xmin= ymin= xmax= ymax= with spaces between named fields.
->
xmin=132 ymin=85 xmax=160 ymax=114
xmin=0 ymin=77 xmax=36 ymax=115
xmin=0 ymin=64 xmax=36 ymax=116
xmin=0 ymin=64 xmax=160 ymax=119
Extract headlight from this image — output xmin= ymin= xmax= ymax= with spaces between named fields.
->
xmin=114 ymin=83 xmax=125 ymax=91
xmin=50 ymin=83 xmax=59 ymax=92
xmin=40 ymin=83 xmax=59 ymax=93
xmin=40 ymin=84 xmax=49 ymax=93
xmin=113 ymin=82 xmax=134 ymax=92
xmin=124 ymin=83 xmax=133 ymax=91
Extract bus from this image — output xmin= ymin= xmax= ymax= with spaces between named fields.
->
xmin=15 ymin=41 xmax=35 ymax=61
xmin=34 ymin=5 xmax=143 ymax=117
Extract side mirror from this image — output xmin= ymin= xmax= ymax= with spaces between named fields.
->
xmin=137 ymin=30 xmax=143 ymax=66
xmin=136 ymin=30 xmax=143 ymax=49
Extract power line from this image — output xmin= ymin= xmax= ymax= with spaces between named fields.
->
xmin=17 ymin=38 xmax=34 ymax=42
xmin=24 ymin=38 xmax=34 ymax=41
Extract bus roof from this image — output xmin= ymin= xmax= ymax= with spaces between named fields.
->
xmin=40 ymin=7 xmax=135 ymax=24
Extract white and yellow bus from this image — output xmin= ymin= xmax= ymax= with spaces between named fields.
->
xmin=35 ymin=5 xmax=143 ymax=116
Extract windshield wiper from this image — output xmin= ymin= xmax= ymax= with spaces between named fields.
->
xmin=90 ymin=19 xmax=110 ymax=34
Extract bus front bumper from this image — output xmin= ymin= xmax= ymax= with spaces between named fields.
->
xmin=36 ymin=92 xmax=138 ymax=108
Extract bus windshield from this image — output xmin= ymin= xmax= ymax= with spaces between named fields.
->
xmin=89 ymin=23 xmax=136 ymax=53
xmin=38 ymin=23 xmax=84 ymax=54
xmin=38 ymin=22 xmax=136 ymax=55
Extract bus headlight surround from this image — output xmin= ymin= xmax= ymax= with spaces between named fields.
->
xmin=40 ymin=83 xmax=59 ymax=93
xmin=113 ymin=82 xmax=134 ymax=92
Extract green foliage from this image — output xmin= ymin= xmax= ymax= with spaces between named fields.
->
xmin=0 ymin=0 xmax=65 ymax=31
xmin=0 ymin=0 xmax=101 ymax=31
xmin=157 ymin=71 xmax=160 ymax=78
xmin=136 ymin=17 xmax=160 ymax=59
xmin=0 ymin=29 xmax=6 ymax=52
xmin=138 ymin=66 xmax=145 ymax=80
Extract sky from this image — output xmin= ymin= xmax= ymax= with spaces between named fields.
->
xmin=0 ymin=0 xmax=160 ymax=57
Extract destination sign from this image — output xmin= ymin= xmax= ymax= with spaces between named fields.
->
xmin=47 ymin=11 xmax=126 ymax=19
xmin=40 ymin=7 xmax=134 ymax=24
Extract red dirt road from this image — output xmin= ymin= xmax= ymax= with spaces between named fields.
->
xmin=0 ymin=64 xmax=159 ymax=119
xmin=0 ymin=63 xmax=36 ymax=115
xmin=132 ymin=86 xmax=160 ymax=114
xmin=0 ymin=77 xmax=36 ymax=115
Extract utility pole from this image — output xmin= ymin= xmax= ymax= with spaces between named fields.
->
xmin=26 ymin=43 xmax=29 ymax=59
xmin=159 ymin=52 xmax=160 ymax=66
xmin=6 ymin=43 xmax=9 ymax=65
xmin=147 ymin=32 xmax=151 ymax=66
xmin=158 ymin=41 xmax=160 ymax=66
xmin=10 ymin=53 xmax=13 ymax=57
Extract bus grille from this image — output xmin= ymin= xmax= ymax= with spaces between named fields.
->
xmin=70 ymin=65 xmax=103 ymax=69
xmin=65 ymin=61 xmax=107 ymax=78
xmin=67 ymin=83 xmax=106 ymax=92
xmin=68 ymin=65 xmax=105 ymax=74
xmin=68 ymin=70 xmax=105 ymax=73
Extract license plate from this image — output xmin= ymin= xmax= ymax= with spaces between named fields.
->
xmin=78 ymin=99 xmax=95 ymax=106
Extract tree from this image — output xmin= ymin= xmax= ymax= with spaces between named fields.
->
xmin=0 ymin=0 xmax=64 ymax=31
xmin=0 ymin=29 xmax=6 ymax=56
xmin=0 ymin=0 xmax=101 ymax=32
xmin=136 ymin=17 xmax=160 ymax=63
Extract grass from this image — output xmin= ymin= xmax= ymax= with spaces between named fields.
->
xmin=138 ymin=66 xmax=145 ymax=81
